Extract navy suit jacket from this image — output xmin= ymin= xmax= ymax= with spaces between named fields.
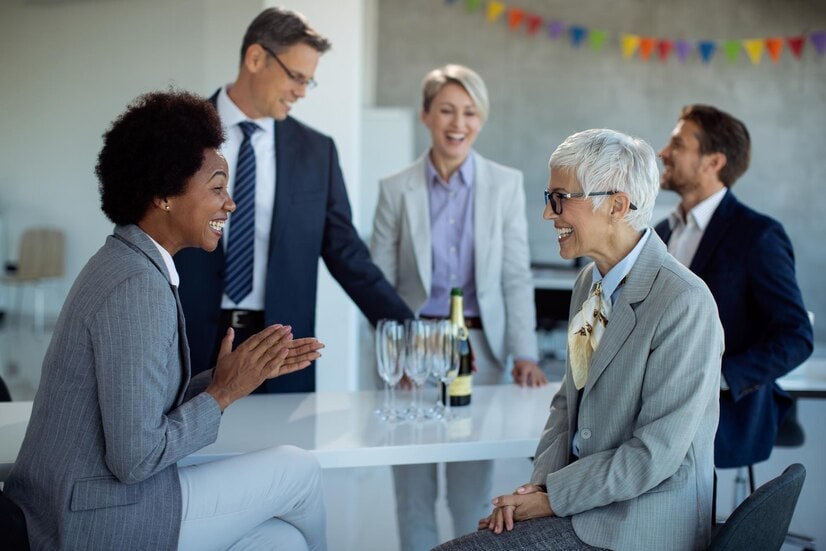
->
xmin=174 ymin=93 xmax=412 ymax=393
xmin=655 ymin=191 xmax=812 ymax=468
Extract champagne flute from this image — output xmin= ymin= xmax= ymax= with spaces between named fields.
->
xmin=425 ymin=319 xmax=448 ymax=419
xmin=438 ymin=321 xmax=460 ymax=421
xmin=378 ymin=320 xmax=405 ymax=422
xmin=374 ymin=319 xmax=391 ymax=418
xmin=403 ymin=319 xmax=430 ymax=421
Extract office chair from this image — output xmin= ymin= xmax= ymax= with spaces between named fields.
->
xmin=2 ymin=228 xmax=65 ymax=333
xmin=708 ymin=463 xmax=806 ymax=551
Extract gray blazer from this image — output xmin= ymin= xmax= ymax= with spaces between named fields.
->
xmin=370 ymin=151 xmax=539 ymax=364
xmin=531 ymin=233 xmax=723 ymax=551
xmin=6 ymin=225 xmax=221 ymax=550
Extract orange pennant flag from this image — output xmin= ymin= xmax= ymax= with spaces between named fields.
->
xmin=621 ymin=34 xmax=641 ymax=59
xmin=525 ymin=14 xmax=542 ymax=35
xmin=765 ymin=38 xmax=783 ymax=62
xmin=787 ymin=36 xmax=805 ymax=59
xmin=508 ymin=8 xmax=525 ymax=30
xmin=657 ymin=39 xmax=673 ymax=62
xmin=744 ymin=39 xmax=764 ymax=65
xmin=639 ymin=37 xmax=655 ymax=61
xmin=486 ymin=1 xmax=506 ymax=23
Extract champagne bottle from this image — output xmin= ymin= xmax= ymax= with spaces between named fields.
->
xmin=446 ymin=287 xmax=473 ymax=407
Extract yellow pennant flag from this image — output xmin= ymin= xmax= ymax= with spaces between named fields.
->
xmin=744 ymin=39 xmax=764 ymax=65
xmin=621 ymin=34 xmax=641 ymax=59
xmin=486 ymin=1 xmax=506 ymax=23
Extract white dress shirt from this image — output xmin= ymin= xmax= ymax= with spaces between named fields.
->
xmin=216 ymin=85 xmax=276 ymax=311
xmin=666 ymin=187 xmax=727 ymax=267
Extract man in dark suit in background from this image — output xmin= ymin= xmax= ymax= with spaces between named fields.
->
xmin=175 ymin=6 xmax=412 ymax=393
xmin=655 ymin=104 xmax=813 ymax=469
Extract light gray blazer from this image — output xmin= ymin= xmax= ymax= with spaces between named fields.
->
xmin=6 ymin=224 xmax=221 ymax=550
xmin=370 ymin=151 xmax=538 ymax=364
xmin=530 ymin=233 xmax=723 ymax=551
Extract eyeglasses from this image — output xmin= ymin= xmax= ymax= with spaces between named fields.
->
xmin=543 ymin=190 xmax=638 ymax=215
xmin=259 ymin=44 xmax=317 ymax=89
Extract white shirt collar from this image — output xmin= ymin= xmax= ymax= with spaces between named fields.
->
xmin=668 ymin=187 xmax=727 ymax=231
xmin=144 ymin=233 xmax=180 ymax=287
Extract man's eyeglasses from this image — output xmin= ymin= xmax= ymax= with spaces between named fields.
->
xmin=543 ymin=190 xmax=638 ymax=215
xmin=259 ymin=44 xmax=317 ymax=90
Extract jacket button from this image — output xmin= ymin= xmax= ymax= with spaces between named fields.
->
xmin=581 ymin=429 xmax=592 ymax=439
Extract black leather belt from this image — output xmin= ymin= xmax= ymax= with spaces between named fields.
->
xmin=420 ymin=315 xmax=483 ymax=330
xmin=221 ymin=309 xmax=265 ymax=330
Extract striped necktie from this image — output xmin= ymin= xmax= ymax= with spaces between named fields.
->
xmin=568 ymin=281 xmax=611 ymax=390
xmin=224 ymin=121 xmax=259 ymax=304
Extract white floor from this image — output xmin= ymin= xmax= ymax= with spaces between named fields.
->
xmin=2 ymin=314 xmax=823 ymax=550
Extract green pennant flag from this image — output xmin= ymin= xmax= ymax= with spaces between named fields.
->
xmin=590 ymin=30 xmax=607 ymax=51
xmin=465 ymin=0 xmax=482 ymax=12
xmin=724 ymin=40 xmax=741 ymax=63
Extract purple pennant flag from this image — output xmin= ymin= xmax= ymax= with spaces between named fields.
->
xmin=547 ymin=20 xmax=566 ymax=40
xmin=698 ymin=40 xmax=717 ymax=64
xmin=569 ymin=25 xmax=587 ymax=48
xmin=675 ymin=40 xmax=692 ymax=63
xmin=444 ymin=0 xmax=457 ymax=4
xmin=811 ymin=30 xmax=826 ymax=55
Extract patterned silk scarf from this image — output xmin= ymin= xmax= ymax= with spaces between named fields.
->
xmin=568 ymin=281 xmax=611 ymax=390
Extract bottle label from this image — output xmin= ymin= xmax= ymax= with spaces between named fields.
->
xmin=448 ymin=374 xmax=472 ymax=397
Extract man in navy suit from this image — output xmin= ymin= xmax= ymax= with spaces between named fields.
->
xmin=655 ymin=104 xmax=812 ymax=468
xmin=175 ymin=7 xmax=412 ymax=393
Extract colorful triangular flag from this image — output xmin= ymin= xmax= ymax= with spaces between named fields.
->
xmin=765 ymin=38 xmax=783 ymax=63
xmin=508 ymin=8 xmax=525 ymax=30
xmin=698 ymin=41 xmax=717 ymax=64
xmin=810 ymin=30 xmax=826 ymax=55
xmin=723 ymin=40 xmax=740 ymax=63
xmin=547 ymin=20 xmax=565 ymax=39
xmin=590 ymin=29 xmax=607 ymax=51
xmin=639 ymin=37 xmax=655 ymax=61
xmin=569 ymin=25 xmax=587 ymax=48
xmin=743 ymin=39 xmax=764 ymax=65
xmin=621 ymin=34 xmax=641 ymax=59
xmin=486 ymin=1 xmax=506 ymax=23
xmin=525 ymin=14 xmax=543 ymax=35
xmin=465 ymin=0 xmax=482 ymax=13
xmin=675 ymin=40 xmax=692 ymax=63
xmin=657 ymin=40 xmax=673 ymax=62
xmin=787 ymin=36 xmax=805 ymax=59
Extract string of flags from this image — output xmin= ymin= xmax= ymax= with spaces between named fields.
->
xmin=444 ymin=0 xmax=826 ymax=65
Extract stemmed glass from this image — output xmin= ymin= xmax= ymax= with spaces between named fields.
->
xmin=403 ymin=319 xmax=430 ymax=421
xmin=375 ymin=319 xmax=405 ymax=422
xmin=432 ymin=320 xmax=459 ymax=421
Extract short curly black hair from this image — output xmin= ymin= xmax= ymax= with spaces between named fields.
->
xmin=96 ymin=90 xmax=224 ymax=225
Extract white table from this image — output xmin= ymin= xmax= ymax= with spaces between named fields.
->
xmin=0 ymin=384 xmax=559 ymax=480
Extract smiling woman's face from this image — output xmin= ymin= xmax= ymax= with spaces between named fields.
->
xmin=421 ymin=82 xmax=482 ymax=170
xmin=543 ymin=167 xmax=613 ymax=264
xmin=163 ymin=148 xmax=234 ymax=254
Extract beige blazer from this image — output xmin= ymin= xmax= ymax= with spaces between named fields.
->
xmin=531 ymin=233 xmax=723 ymax=551
xmin=370 ymin=151 xmax=538 ymax=365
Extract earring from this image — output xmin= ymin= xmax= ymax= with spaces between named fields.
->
xmin=165 ymin=204 xmax=170 ymax=211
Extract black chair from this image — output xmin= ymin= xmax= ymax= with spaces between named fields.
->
xmin=708 ymin=463 xmax=806 ymax=551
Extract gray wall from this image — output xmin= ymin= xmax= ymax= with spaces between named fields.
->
xmin=375 ymin=0 xmax=826 ymax=340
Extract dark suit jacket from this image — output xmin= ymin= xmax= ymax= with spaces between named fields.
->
xmin=655 ymin=191 xmax=813 ymax=468
xmin=175 ymin=94 xmax=412 ymax=393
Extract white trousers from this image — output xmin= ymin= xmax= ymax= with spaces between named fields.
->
xmin=394 ymin=328 xmax=504 ymax=551
xmin=177 ymin=445 xmax=326 ymax=551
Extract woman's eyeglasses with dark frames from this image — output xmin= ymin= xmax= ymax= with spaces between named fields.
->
xmin=543 ymin=190 xmax=638 ymax=215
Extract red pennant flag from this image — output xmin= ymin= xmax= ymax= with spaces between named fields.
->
xmin=508 ymin=8 xmax=525 ymax=31
xmin=657 ymin=39 xmax=673 ymax=62
xmin=526 ymin=14 xmax=542 ymax=35
xmin=639 ymin=37 xmax=655 ymax=61
xmin=765 ymin=38 xmax=783 ymax=62
xmin=787 ymin=36 xmax=805 ymax=59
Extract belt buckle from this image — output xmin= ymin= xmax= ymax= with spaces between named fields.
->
xmin=231 ymin=310 xmax=247 ymax=329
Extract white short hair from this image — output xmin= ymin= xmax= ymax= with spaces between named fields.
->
xmin=549 ymin=129 xmax=658 ymax=230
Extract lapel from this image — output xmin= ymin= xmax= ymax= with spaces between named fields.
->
xmin=271 ymin=117 xmax=296 ymax=255
xmin=113 ymin=225 xmax=192 ymax=405
xmin=473 ymin=152 xmax=494 ymax=289
xmin=403 ymin=153 xmax=433 ymax=294
xmin=582 ymin=232 xmax=667 ymax=396
xmin=689 ymin=190 xmax=737 ymax=275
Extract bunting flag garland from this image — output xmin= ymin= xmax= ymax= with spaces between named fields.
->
xmin=452 ymin=0 xmax=825 ymax=65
